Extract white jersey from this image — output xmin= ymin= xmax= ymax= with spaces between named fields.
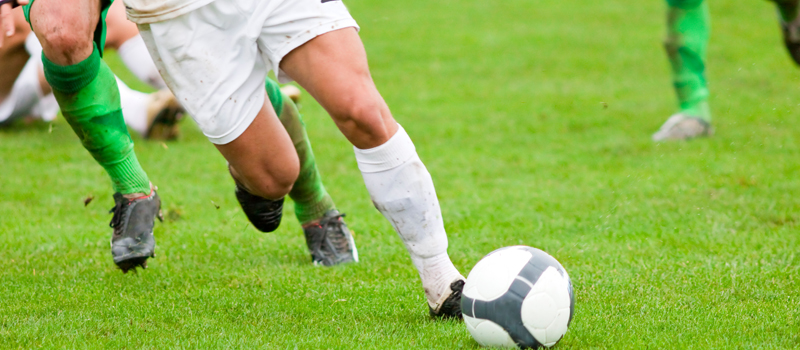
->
xmin=122 ymin=0 xmax=215 ymax=24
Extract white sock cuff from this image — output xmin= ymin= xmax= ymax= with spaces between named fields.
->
xmin=354 ymin=125 xmax=417 ymax=173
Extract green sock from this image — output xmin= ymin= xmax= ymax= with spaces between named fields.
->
xmin=665 ymin=0 xmax=711 ymax=121
xmin=266 ymin=79 xmax=335 ymax=224
xmin=44 ymin=44 xmax=151 ymax=195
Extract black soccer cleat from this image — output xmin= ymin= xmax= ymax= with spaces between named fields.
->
xmin=303 ymin=210 xmax=358 ymax=266
xmin=429 ymin=279 xmax=466 ymax=319
xmin=235 ymin=183 xmax=284 ymax=232
xmin=109 ymin=190 xmax=162 ymax=273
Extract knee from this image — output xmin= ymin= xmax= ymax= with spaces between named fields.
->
xmin=240 ymin=160 xmax=299 ymax=200
xmin=39 ymin=29 xmax=94 ymax=58
xmin=31 ymin=12 xmax=95 ymax=62
xmin=332 ymin=95 xmax=394 ymax=145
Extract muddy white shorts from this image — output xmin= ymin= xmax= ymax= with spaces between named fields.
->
xmin=0 ymin=33 xmax=58 ymax=125
xmin=137 ymin=0 xmax=359 ymax=144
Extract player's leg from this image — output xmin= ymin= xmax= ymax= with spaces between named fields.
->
xmin=6 ymin=8 xmax=182 ymax=139
xmin=280 ymin=28 xmax=465 ymax=317
xmin=0 ymin=9 xmax=43 ymax=126
xmin=652 ymin=0 xmax=713 ymax=141
xmin=136 ymin=5 xmax=300 ymax=234
xmin=26 ymin=0 xmax=159 ymax=272
xmin=771 ymin=0 xmax=800 ymax=65
xmin=265 ymin=78 xmax=356 ymax=266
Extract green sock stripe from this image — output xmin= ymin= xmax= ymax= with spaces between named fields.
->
xmin=106 ymin=150 xmax=152 ymax=194
xmin=42 ymin=43 xmax=102 ymax=94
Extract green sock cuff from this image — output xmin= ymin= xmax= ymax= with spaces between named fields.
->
xmin=295 ymin=193 xmax=336 ymax=225
xmin=42 ymin=43 xmax=101 ymax=94
xmin=106 ymin=150 xmax=152 ymax=194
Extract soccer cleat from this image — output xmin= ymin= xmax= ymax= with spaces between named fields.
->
xmin=109 ymin=189 xmax=162 ymax=273
xmin=652 ymin=113 xmax=713 ymax=141
xmin=303 ymin=210 xmax=358 ymax=266
xmin=280 ymin=85 xmax=302 ymax=104
xmin=429 ymin=278 xmax=466 ymax=319
xmin=777 ymin=0 xmax=800 ymax=65
xmin=235 ymin=183 xmax=285 ymax=232
xmin=144 ymin=89 xmax=185 ymax=141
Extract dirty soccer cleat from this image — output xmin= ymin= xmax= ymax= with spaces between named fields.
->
xmin=109 ymin=190 xmax=162 ymax=273
xmin=429 ymin=278 xmax=466 ymax=319
xmin=235 ymin=183 xmax=285 ymax=232
xmin=144 ymin=89 xmax=185 ymax=141
xmin=652 ymin=113 xmax=713 ymax=141
xmin=303 ymin=209 xmax=358 ymax=266
xmin=777 ymin=0 xmax=800 ymax=65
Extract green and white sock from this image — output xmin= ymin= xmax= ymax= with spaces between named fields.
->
xmin=665 ymin=0 xmax=711 ymax=121
xmin=44 ymin=44 xmax=151 ymax=195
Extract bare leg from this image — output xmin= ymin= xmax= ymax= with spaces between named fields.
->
xmin=281 ymin=28 xmax=464 ymax=316
xmin=214 ymin=99 xmax=300 ymax=200
xmin=0 ymin=8 xmax=30 ymax=99
xmin=281 ymin=28 xmax=397 ymax=149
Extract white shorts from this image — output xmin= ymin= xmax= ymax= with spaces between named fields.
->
xmin=0 ymin=33 xmax=58 ymax=125
xmin=138 ymin=0 xmax=359 ymax=144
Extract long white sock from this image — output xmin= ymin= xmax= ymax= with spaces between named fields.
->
xmin=116 ymin=77 xmax=150 ymax=136
xmin=117 ymin=35 xmax=167 ymax=89
xmin=354 ymin=125 xmax=463 ymax=307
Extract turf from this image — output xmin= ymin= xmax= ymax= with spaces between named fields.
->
xmin=2 ymin=0 xmax=799 ymax=348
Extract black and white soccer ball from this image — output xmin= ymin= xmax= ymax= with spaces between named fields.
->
xmin=461 ymin=246 xmax=575 ymax=348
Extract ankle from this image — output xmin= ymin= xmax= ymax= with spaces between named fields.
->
xmin=121 ymin=183 xmax=154 ymax=200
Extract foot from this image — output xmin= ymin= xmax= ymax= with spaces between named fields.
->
xmin=234 ymin=183 xmax=285 ymax=232
xmin=652 ymin=113 xmax=713 ymax=141
xmin=777 ymin=0 xmax=800 ymax=65
xmin=109 ymin=189 xmax=162 ymax=273
xmin=280 ymin=85 xmax=302 ymax=104
xmin=144 ymin=89 xmax=185 ymax=141
xmin=302 ymin=210 xmax=358 ymax=266
xmin=429 ymin=278 xmax=466 ymax=319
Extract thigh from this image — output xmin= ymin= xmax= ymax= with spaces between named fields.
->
xmin=257 ymin=0 xmax=359 ymax=84
xmin=137 ymin=2 xmax=266 ymax=145
xmin=280 ymin=28 xmax=398 ymax=149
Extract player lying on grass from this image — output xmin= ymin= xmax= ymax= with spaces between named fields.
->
xmin=125 ymin=0 xmax=466 ymax=317
xmin=0 ymin=0 xmax=357 ymax=271
xmin=653 ymin=0 xmax=800 ymax=141
xmin=0 ymin=4 xmax=183 ymax=139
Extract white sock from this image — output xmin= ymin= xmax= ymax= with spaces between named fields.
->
xmin=117 ymin=35 xmax=167 ymax=89
xmin=354 ymin=125 xmax=463 ymax=307
xmin=116 ymin=77 xmax=150 ymax=136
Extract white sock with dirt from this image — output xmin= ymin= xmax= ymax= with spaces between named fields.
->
xmin=117 ymin=35 xmax=167 ymax=89
xmin=116 ymin=77 xmax=150 ymax=136
xmin=354 ymin=125 xmax=463 ymax=307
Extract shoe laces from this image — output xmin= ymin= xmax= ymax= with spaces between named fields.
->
xmin=109 ymin=199 xmax=128 ymax=229
xmin=319 ymin=212 xmax=349 ymax=252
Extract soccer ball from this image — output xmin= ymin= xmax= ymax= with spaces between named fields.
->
xmin=461 ymin=246 xmax=575 ymax=348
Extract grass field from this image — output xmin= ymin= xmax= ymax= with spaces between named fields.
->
xmin=2 ymin=0 xmax=800 ymax=348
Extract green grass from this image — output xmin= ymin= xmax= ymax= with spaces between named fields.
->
xmin=2 ymin=0 xmax=800 ymax=348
